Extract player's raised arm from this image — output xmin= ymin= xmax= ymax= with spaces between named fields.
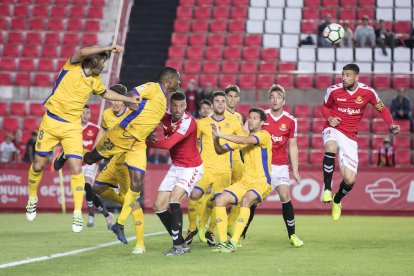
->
xmin=101 ymin=89 xmax=141 ymax=110
xmin=71 ymin=45 xmax=124 ymax=63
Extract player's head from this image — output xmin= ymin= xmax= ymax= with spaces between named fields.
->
xmin=269 ymin=84 xmax=286 ymax=112
xmin=158 ymin=67 xmax=181 ymax=93
xmin=83 ymin=52 xmax=110 ymax=76
xmin=342 ymin=63 xmax=360 ymax=89
xmin=170 ymin=92 xmax=187 ymax=122
xmin=109 ymin=84 xmax=128 ymax=114
xmin=247 ymin=108 xmax=266 ymax=132
xmin=224 ymin=84 xmax=240 ymax=110
xmin=211 ymin=91 xmax=227 ymax=116
xmin=81 ymin=104 xmax=91 ymax=124
xmin=198 ymin=99 xmax=212 ymax=118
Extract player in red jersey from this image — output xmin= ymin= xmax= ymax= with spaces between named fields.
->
xmin=321 ymin=63 xmax=400 ymax=220
xmin=148 ymin=92 xmax=203 ymax=255
xmin=80 ymin=105 xmax=113 ymax=228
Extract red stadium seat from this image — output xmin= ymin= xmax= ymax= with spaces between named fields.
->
xmin=0 ymin=58 xmax=17 ymax=71
xmin=60 ymin=46 xmax=78 ymax=58
xmin=168 ymin=46 xmax=186 ymax=59
xmin=242 ymin=47 xmax=260 ymax=61
xmin=321 ymin=8 xmax=338 ymax=20
xmin=207 ymin=33 xmax=225 ymax=46
xmin=67 ymin=19 xmax=84 ymax=32
xmin=215 ymin=0 xmax=232 ymax=7
xmin=213 ymin=7 xmax=230 ymax=19
xmin=230 ymin=6 xmax=248 ymax=19
xmin=165 ymin=60 xmax=183 ymax=71
xmin=315 ymin=74 xmax=333 ymax=89
xmin=11 ymin=19 xmax=26 ymax=30
xmin=0 ymin=18 xmax=8 ymax=30
xmin=0 ymin=5 xmax=11 ymax=16
xmin=56 ymin=59 xmax=66 ymax=70
xmin=301 ymin=20 xmax=318 ymax=33
xmin=256 ymin=74 xmax=274 ymax=89
xmin=394 ymin=21 xmax=411 ymax=34
xmin=22 ymin=45 xmax=39 ymax=58
xmin=41 ymin=45 xmax=58 ymax=58
xmin=296 ymin=135 xmax=310 ymax=148
xmin=29 ymin=102 xmax=45 ymax=116
xmin=179 ymin=0 xmax=196 ymax=6
xmin=13 ymin=5 xmax=30 ymax=17
xmin=48 ymin=19 xmax=64 ymax=31
xmin=176 ymin=7 xmax=193 ymax=19
xmin=278 ymin=62 xmax=296 ymax=72
xmin=358 ymin=119 xmax=371 ymax=133
xmin=44 ymin=33 xmax=61 ymax=45
xmin=199 ymin=74 xmax=218 ymax=87
xmin=393 ymin=135 xmax=411 ymax=150
xmin=174 ymin=20 xmax=190 ymax=33
xmin=358 ymin=75 xmax=372 ymax=87
xmin=189 ymin=33 xmax=206 ymax=46
xmin=309 ymin=149 xmax=325 ymax=163
xmin=228 ymin=20 xmax=245 ymax=33
xmin=357 ymin=134 xmax=370 ymax=149
xmin=313 ymin=106 xmax=324 ymax=118
xmin=186 ymin=46 xmax=204 ymax=60
xmin=395 ymin=150 xmax=411 ymax=166
xmin=363 ymin=109 xmax=374 ymax=121
xmin=34 ymin=73 xmax=52 ymax=87
xmin=312 ymin=118 xmax=326 ymax=133
xmin=3 ymin=45 xmax=20 ymax=57
xmin=304 ymin=0 xmax=321 ymax=7
xmin=226 ymin=33 xmax=244 ymax=46
xmin=29 ymin=19 xmax=46 ymax=30
xmin=221 ymin=61 xmax=239 ymax=73
xmin=357 ymin=8 xmax=374 ymax=20
xmin=393 ymin=75 xmax=410 ymax=89
xmin=294 ymin=105 xmax=312 ymax=118
xmin=233 ymin=0 xmax=250 ymax=6
xmin=171 ymin=33 xmax=188 ymax=46
xmin=261 ymin=48 xmax=278 ymax=61
xmin=340 ymin=0 xmax=357 ymax=7
xmin=88 ymin=7 xmax=103 ymax=19
xmin=205 ymin=47 xmax=222 ymax=60
xmin=83 ymin=35 xmax=98 ymax=46
xmin=296 ymin=118 xmax=311 ymax=133
xmin=3 ymin=117 xmax=19 ymax=132
xmin=69 ymin=7 xmax=86 ymax=18
xmin=259 ymin=62 xmax=277 ymax=74
xmin=219 ymin=74 xmax=237 ymax=88
xmin=359 ymin=0 xmax=375 ymax=7
xmin=210 ymin=20 xmax=227 ymax=33
xmin=296 ymin=75 xmax=313 ymax=89
xmin=236 ymin=104 xmax=250 ymax=118
xmin=0 ymin=73 xmax=12 ymax=85
xmin=276 ymin=74 xmax=294 ymax=89
xmin=322 ymin=0 xmax=338 ymax=6
xmin=180 ymin=74 xmax=199 ymax=88
xmin=238 ymin=74 xmax=256 ymax=89
xmin=84 ymin=20 xmax=101 ymax=32
xmin=244 ymin=34 xmax=262 ymax=47
xmin=298 ymin=150 xmax=309 ymax=165
xmin=184 ymin=60 xmax=202 ymax=73
xmin=7 ymin=32 xmax=24 ymax=44
xmin=38 ymin=60 xmax=55 ymax=71
xmin=372 ymin=119 xmax=389 ymax=134
xmin=240 ymin=61 xmax=257 ymax=73
xmin=10 ymin=102 xmax=27 ymax=116
xmin=358 ymin=150 xmax=370 ymax=166
xmin=198 ymin=0 xmax=214 ymax=6
xmin=310 ymin=134 xmax=324 ymax=148
xmin=223 ymin=47 xmax=241 ymax=60
xmin=23 ymin=117 xmax=40 ymax=131
xmin=19 ymin=59 xmax=36 ymax=71
xmin=26 ymin=32 xmax=43 ymax=44
xmin=63 ymin=34 xmax=79 ymax=45
xmin=194 ymin=7 xmax=211 ymax=19
xmin=0 ymin=102 xmax=8 ymax=116
xmin=303 ymin=9 xmax=320 ymax=20
xmin=339 ymin=8 xmax=356 ymax=20
xmin=203 ymin=61 xmax=220 ymax=73
xmin=191 ymin=20 xmax=209 ymax=32
xmin=15 ymin=73 xmax=31 ymax=86
xmin=394 ymin=120 xmax=411 ymax=134
xmin=373 ymin=75 xmax=390 ymax=90
xmin=33 ymin=5 xmax=49 ymax=17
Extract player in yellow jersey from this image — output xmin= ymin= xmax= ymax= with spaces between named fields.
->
xmin=187 ymin=91 xmax=245 ymax=246
xmin=80 ymin=67 xmax=181 ymax=252
xmin=211 ymin=108 xmax=272 ymax=253
xmin=25 ymin=45 xmax=140 ymax=233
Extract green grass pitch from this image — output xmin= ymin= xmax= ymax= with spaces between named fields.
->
xmin=1 ymin=213 xmax=413 ymax=275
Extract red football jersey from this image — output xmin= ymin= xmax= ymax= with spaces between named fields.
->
xmin=323 ymin=82 xmax=386 ymax=140
xmin=263 ymin=110 xmax=297 ymax=166
xmin=148 ymin=111 xmax=202 ymax=168
xmin=82 ymin=122 xmax=99 ymax=152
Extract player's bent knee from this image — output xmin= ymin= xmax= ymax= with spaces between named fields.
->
xmin=190 ymin=190 xmax=202 ymax=201
xmin=92 ymin=185 xmax=104 ymax=194
xmin=324 ymin=141 xmax=338 ymax=153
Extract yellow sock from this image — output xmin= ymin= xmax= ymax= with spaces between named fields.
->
xmin=196 ymin=193 xmax=211 ymax=217
xmin=215 ymin=207 xmax=228 ymax=243
xmin=187 ymin=199 xmax=198 ymax=231
xmin=227 ymin=205 xmax=240 ymax=234
xmin=99 ymin=188 xmax=125 ymax=205
xmin=132 ymin=207 xmax=145 ymax=247
xmin=207 ymin=206 xmax=216 ymax=233
xmin=199 ymin=200 xmax=213 ymax=229
xmin=28 ymin=165 xmax=42 ymax=199
xmin=118 ymin=189 xmax=140 ymax=225
xmin=231 ymin=207 xmax=250 ymax=243
xmin=71 ymin=173 xmax=85 ymax=212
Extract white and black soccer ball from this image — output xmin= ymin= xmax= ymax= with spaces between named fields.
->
xmin=323 ymin=23 xmax=345 ymax=44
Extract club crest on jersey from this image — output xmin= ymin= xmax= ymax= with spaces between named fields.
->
xmin=87 ymin=130 xmax=94 ymax=136
xmin=172 ymin=125 xmax=177 ymax=131
xmin=90 ymin=80 xmax=94 ymax=87
xmin=355 ymin=96 xmax=363 ymax=104
xmin=279 ymin=123 xmax=287 ymax=131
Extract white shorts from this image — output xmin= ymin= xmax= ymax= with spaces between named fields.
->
xmin=322 ymin=127 xmax=358 ymax=173
xmin=158 ymin=164 xmax=204 ymax=195
xmin=82 ymin=163 xmax=98 ymax=181
xmin=271 ymin=164 xmax=290 ymax=189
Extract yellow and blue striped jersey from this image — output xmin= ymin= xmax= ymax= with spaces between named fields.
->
xmin=101 ymin=106 xmax=129 ymax=130
xmin=44 ymin=59 xmax=106 ymax=123
xmin=120 ymin=82 xmax=167 ymax=141
xmin=225 ymin=109 xmax=245 ymax=162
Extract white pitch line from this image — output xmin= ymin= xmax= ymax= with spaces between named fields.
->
xmin=0 ymin=231 xmax=167 ymax=269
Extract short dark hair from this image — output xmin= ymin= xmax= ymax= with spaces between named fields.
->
xmin=158 ymin=67 xmax=179 ymax=82
xmin=343 ymin=64 xmax=360 ymax=75
xmin=110 ymin=84 xmax=128 ymax=96
xmin=170 ymin=92 xmax=186 ymax=102
xmin=211 ymin=91 xmax=226 ymax=100
xmin=224 ymin=84 xmax=240 ymax=96
xmin=199 ymin=99 xmax=212 ymax=107
xmin=249 ymin=108 xmax=267 ymax=122
xmin=83 ymin=52 xmax=110 ymax=65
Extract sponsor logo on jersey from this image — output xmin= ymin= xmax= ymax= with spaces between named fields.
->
xmin=83 ymin=140 xmax=93 ymax=147
xmin=336 ymin=98 xmax=347 ymax=102
xmin=172 ymin=124 xmax=177 ymax=131
xmin=355 ymin=95 xmax=363 ymax=104
xmin=338 ymin=107 xmax=361 ymax=115
xmin=87 ymin=129 xmax=94 ymax=136
xmin=271 ymin=134 xmax=283 ymax=142
xmin=279 ymin=123 xmax=287 ymax=131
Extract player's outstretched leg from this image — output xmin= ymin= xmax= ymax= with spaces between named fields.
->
xmin=132 ymin=206 xmax=145 ymax=254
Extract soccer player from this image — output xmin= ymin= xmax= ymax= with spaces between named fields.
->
xmin=149 ymin=92 xmax=203 ymax=255
xmin=198 ymin=99 xmax=212 ymax=119
xmin=321 ymin=63 xmax=400 ymax=220
xmin=80 ymin=67 xmax=181 ymax=251
xmin=78 ymin=105 xmax=113 ymax=228
xmin=25 ymin=45 xmax=140 ymax=232
xmin=187 ymin=91 xmax=245 ymax=246
xmin=212 ymin=108 xmax=272 ymax=253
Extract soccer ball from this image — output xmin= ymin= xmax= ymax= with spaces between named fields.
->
xmin=323 ymin=23 xmax=345 ymax=44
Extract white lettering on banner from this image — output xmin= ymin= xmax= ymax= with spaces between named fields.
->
xmin=365 ymin=178 xmax=401 ymax=204
xmin=407 ymin=181 xmax=414 ymax=203
xmin=291 ymin=179 xmax=320 ymax=202
xmin=337 ymin=107 xmax=361 ymax=115
xmin=0 ymin=174 xmax=22 ymax=183
xmin=40 ymin=186 xmax=72 ymax=197
xmin=0 ymin=185 xmax=27 ymax=196
xmin=53 ymin=175 xmax=71 ymax=184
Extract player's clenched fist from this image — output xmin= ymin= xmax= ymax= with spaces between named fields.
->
xmin=390 ymin=124 xmax=400 ymax=134
xmin=327 ymin=116 xmax=341 ymax=127
xmin=107 ymin=45 xmax=124 ymax=53
xmin=125 ymin=91 xmax=142 ymax=111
